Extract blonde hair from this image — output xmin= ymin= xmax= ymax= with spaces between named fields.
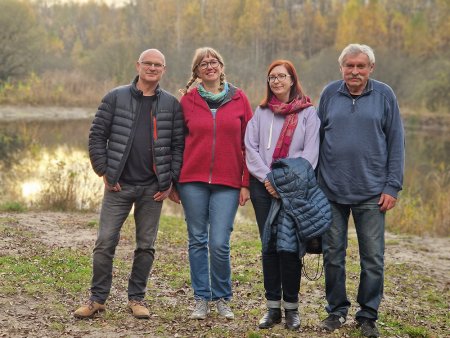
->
xmin=179 ymin=47 xmax=226 ymax=95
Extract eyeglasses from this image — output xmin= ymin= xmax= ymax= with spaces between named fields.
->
xmin=197 ymin=60 xmax=221 ymax=70
xmin=139 ymin=61 xmax=165 ymax=70
xmin=267 ymin=74 xmax=291 ymax=83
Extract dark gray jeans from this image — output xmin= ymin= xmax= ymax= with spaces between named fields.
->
xmin=90 ymin=182 xmax=162 ymax=304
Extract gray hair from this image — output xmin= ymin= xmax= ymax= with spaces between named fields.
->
xmin=338 ymin=44 xmax=375 ymax=66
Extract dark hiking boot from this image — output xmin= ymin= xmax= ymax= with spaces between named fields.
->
xmin=357 ymin=317 xmax=380 ymax=337
xmin=285 ymin=309 xmax=301 ymax=330
xmin=319 ymin=314 xmax=346 ymax=331
xmin=258 ymin=308 xmax=282 ymax=329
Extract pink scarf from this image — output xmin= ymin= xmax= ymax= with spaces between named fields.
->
xmin=268 ymin=95 xmax=313 ymax=162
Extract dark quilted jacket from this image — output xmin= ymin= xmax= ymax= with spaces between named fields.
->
xmin=88 ymin=76 xmax=185 ymax=191
xmin=262 ymin=157 xmax=332 ymax=257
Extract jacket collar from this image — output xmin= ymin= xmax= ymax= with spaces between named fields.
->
xmin=338 ymin=78 xmax=373 ymax=97
xmin=131 ymin=75 xmax=161 ymax=98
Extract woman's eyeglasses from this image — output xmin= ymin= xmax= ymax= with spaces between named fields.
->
xmin=267 ymin=74 xmax=291 ymax=83
xmin=197 ymin=60 xmax=221 ymax=70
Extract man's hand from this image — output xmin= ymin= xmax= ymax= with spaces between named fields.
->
xmin=264 ymin=179 xmax=279 ymax=199
xmin=153 ymin=184 xmax=172 ymax=202
xmin=378 ymin=193 xmax=397 ymax=212
xmin=103 ymin=176 xmax=121 ymax=192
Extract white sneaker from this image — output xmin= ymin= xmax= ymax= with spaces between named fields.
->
xmin=216 ymin=299 xmax=234 ymax=320
xmin=190 ymin=299 xmax=209 ymax=319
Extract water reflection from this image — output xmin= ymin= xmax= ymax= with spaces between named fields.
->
xmin=0 ymin=117 xmax=448 ymax=235
xmin=3 ymin=146 xmax=103 ymax=210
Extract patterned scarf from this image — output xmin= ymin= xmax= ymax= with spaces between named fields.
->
xmin=197 ymin=82 xmax=229 ymax=103
xmin=268 ymin=95 xmax=313 ymax=162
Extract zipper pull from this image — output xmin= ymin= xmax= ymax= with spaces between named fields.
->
xmin=153 ymin=116 xmax=157 ymax=140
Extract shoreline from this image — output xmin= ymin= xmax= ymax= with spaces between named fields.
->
xmin=0 ymin=105 xmax=449 ymax=132
xmin=0 ymin=105 xmax=94 ymax=121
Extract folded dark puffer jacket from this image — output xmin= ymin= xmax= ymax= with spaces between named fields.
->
xmin=262 ymin=157 xmax=332 ymax=257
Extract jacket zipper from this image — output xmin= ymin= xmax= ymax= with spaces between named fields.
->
xmin=150 ymin=96 xmax=159 ymax=179
xmin=208 ymin=113 xmax=216 ymax=184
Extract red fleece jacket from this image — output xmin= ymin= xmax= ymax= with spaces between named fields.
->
xmin=179 ymin=86 xmax=252 ymax=189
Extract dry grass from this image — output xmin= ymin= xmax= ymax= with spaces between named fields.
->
xmin=0 ymin=71 xmax=116 ymax=107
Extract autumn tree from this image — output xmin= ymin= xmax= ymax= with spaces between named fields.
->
xmin=0 ymin=0 xmax=43 ymax=81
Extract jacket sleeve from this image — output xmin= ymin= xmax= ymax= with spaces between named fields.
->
xmin=301 ymin=107 xmax=320 ymax=169
xmin=316 ymin=87 xmax=328 ymax=146
xmin=383 ymin=88 xmax=405 ymax=198
xmin=88 ymin=90 xmax=116 ymax=177
xmin=244 ymin=107 xmax=271 ymax=182
xmin=170 ymin=98 xmax=185 ymax=182
xmin=240 ymin=91 xmax=253 ymax=188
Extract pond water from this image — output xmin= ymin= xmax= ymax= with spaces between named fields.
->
xmin=0 ymin=113 xmax=449 ymax=224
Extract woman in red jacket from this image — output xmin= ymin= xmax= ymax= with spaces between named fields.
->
xmin=172 ymin=47 xmax=252 ymax=320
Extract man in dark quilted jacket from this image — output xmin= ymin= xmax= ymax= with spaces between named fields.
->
xmin=74 ymin=49 xmax=184 ymax=320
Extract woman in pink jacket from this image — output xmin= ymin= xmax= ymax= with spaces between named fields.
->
xmin=245 ymin=60 xmax=320 ymax=331
xmin=171 ymin=47 xmax=252 ymax=321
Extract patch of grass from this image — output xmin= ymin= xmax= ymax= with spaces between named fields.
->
xmin=48 ymin=322 xmax=65 ymax=332
xmin=0 ymin=285 xmax=17 ymax=295
xmin=159 ymin=261 xmax=190 ymax=288
xmin=87 ymin=219 xmax=98 ymax=228
xmin=386 ymin=238 xmax=400 ymax=245
xmin=0 ymin=201 xmax=27 ymax=212
xmin=0 ymin=226 xmax=26 ymax=238
xmin=382 ymin=260 xmax=449 ymax=337
xmin=383 ymin=319 xmax=432 ymax=338
xmin=0 ymin=247 xmax=92 ymax=296
xmin=403 ymin=326 xmax=432 ymax=338
xmin=247 ymin=332 xmax=262 ymax=338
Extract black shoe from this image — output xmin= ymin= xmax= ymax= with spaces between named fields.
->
xmin=285 ymin=309 xmax=301 ymax=330
xmin=258 ymin=308 xmax=282 ymax=329
xmin=319 ymin=314 xmax=346 ymax=331
xmin=357 ymin=318 xmax=380 ymax=338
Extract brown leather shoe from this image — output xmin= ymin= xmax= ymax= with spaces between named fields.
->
xmin=128 ymin=300 xmax=150 ymax=319
xmin=74 ymin=300 xmax=106 ymax=318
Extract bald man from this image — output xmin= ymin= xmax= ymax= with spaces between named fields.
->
xmin=74 ymin=49 xmax=184 ymax=319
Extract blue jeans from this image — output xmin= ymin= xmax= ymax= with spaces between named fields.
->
xmin=178 ymin=182 xmax=239 ymax=301
xmin=90 ymin=182 xmax=162 ymax=304
xmin=322 ymin=197 xmax=385 ymax=320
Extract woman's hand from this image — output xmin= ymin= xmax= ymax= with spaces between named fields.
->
xmin=169 ymin=187 xmax=181 ymax=204
xmin=264 ymin=179 xmax=279 ymax=199
xmin=239 ymin=187 xmax=250 ymax=206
